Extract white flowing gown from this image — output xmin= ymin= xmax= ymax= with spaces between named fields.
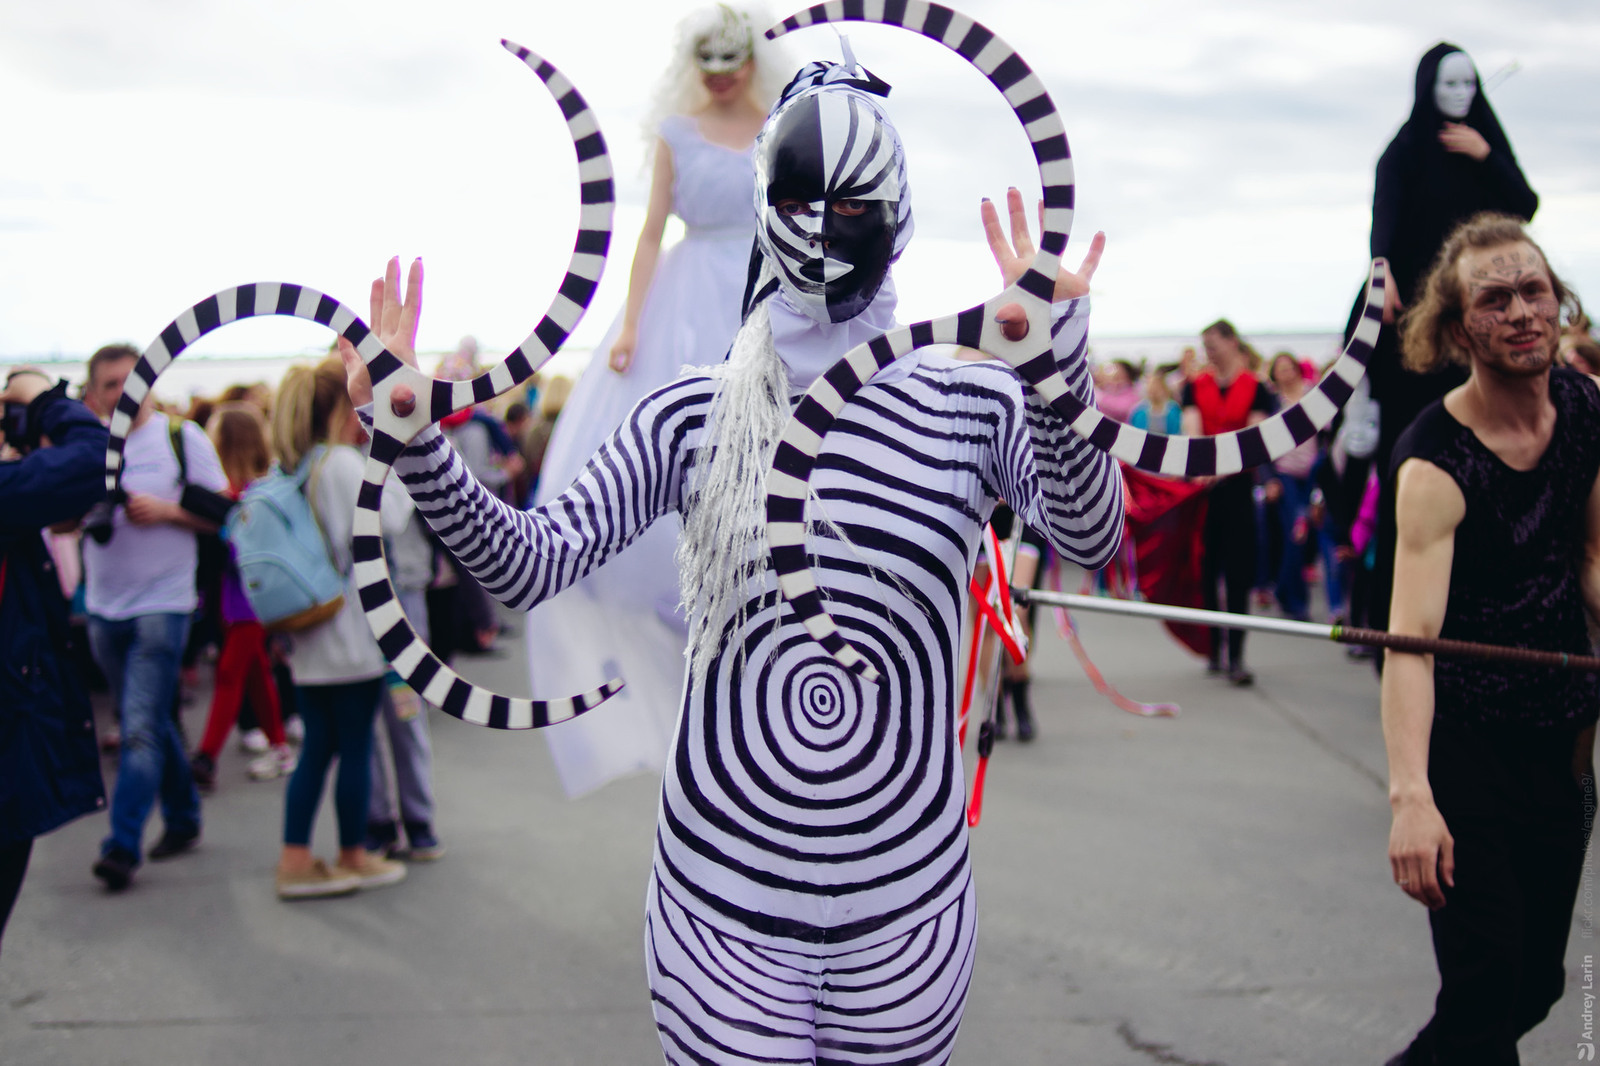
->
xmin=529 ymin=113 xmax=755 ymax=796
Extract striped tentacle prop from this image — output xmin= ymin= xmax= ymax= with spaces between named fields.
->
xmin=105 ymin=42 xmax=620 ymax=731
xmin=763 ymin=1 xmax=1388 ymax=679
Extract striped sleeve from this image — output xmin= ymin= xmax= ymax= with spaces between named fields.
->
xmin=994 ymin=299 xmax=1125 ymax=568
xmin=387 ymin=377 xmax=709 ymax=610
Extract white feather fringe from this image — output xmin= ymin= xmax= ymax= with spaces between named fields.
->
xmin=676 ymin=302 xmax=788 ymax=681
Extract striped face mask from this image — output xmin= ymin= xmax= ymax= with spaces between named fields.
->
xmin=753 ymin=62 xmax=911 ymax=325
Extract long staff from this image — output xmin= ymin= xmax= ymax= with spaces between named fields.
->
xmin=1016 ymin=590 xmax=1600 ymax=673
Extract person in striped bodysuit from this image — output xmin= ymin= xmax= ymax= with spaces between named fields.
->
xmin=344 ymin=59 xmax=1121 ymax=1065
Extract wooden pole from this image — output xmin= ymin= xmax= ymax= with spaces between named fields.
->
xmin=1015 ymin=589 xmax=1600 ymax=673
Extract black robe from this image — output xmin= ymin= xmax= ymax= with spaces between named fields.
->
xmin=1347 ymin=42 xmax=1538 ymax=642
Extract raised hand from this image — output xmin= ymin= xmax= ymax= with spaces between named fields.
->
xmin=982 ymin=186 xmax=1105 ymax=340
xmin=337 ymin=256 xmax=424 ymax=413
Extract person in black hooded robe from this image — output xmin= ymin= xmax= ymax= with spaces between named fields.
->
xmin=1345 ymin=42 xmax=1537 ymax=654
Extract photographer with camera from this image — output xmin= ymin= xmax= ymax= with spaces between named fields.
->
xmin=79 ymin=344 xmax=230 ymax=891
xmin=0 ymin=366 xmax=109 ymax=957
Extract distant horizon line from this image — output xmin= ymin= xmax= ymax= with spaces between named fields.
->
xmin=0 ymin=327 xmax=1348 ymax=365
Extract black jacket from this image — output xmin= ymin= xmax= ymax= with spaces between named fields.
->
xmin=1 ymin=390 xmax=108 ymax=845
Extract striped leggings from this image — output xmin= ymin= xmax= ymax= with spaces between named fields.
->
xmin=646 ymin=875 xmax=976 ymax=1065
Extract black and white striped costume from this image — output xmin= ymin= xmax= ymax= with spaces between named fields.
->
xmin=387 ymin=292 xmax=1120 ymax=1061
xmin=102 ymin=8 xmax=1382 ymax=1059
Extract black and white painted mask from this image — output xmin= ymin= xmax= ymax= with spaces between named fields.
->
xmin=753 ymin=63 xmax=912 ymax=324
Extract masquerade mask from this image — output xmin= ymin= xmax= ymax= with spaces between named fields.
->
xmin=753 ymin=63 xmax=911 ymax=324
xmin=1433 ymin=51 xmax=1476 ymax=120
xmin=694 ymin=6 xmax=754 ymax=74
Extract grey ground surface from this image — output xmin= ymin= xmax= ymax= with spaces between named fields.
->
xmin=3 ymin=583 xmax=1595 ymax=1065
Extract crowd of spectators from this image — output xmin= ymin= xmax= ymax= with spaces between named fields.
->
xmin=0 ymin=337 xmax=562 ymax=921
xmin=1086 ymin=310 xmax=1599 ymax=685
xmin=1091 ymin=325 xmax=1380 ymax=682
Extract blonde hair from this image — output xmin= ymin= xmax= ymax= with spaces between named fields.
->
xmin=1401 ymin=212 xmax=1581 ymax=374
xmin=538 ymin=375 xmax=573 ymax=422
xmin=272 ymin=357 xmax=350 ymax=471
xmin=641 ymin=4 xmax=790 ymax=157
xmin=210 ymin=402 xmax=273 ymax=490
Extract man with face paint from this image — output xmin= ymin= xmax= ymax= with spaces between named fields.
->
xmin=341 ymin=57 xmax=1120 ymax=1065
xmin=1382 ymin=213 xmax=1593 ymax=1066
xmin=1350 ymin=43 xmax=1539 ymax=680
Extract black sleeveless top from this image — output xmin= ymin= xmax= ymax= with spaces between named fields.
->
xmin=1391 ymin=368 xmax=1600 ymax=729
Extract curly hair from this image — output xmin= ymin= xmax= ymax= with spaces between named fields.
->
xmin=640 ymin=4 xmax=790 ymax=162
xmin=1400 ymin=213 xmax=1582 ymax=374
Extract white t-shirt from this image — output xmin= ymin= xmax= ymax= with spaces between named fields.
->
xmin=84 ymin=415 xmax=228 ymax=621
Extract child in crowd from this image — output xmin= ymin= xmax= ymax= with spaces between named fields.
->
xmin=189 ymin=403 xmax=297 ymax=788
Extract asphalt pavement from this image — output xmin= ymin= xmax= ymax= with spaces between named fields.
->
xmin=3 ymin=580 xmax=1594 ymax=1065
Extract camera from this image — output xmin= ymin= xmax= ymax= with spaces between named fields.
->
xmin=0 ymin=378 xmax=67 ymax=455
xmin=1 ymin=401 xmax=28 ymax=451
xmin=82 ymin=493 xmax=123 ymax=544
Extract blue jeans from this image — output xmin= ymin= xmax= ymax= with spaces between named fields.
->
xmin=1274 ymin=474 xmax=1314 ymax=620
xmin=89 ymin=613 xmax=200 ymax=863
xmin=284 ymin=679 xmax=384 ymax=849
xmin=369 ymin=589 xmax=437 ymax=829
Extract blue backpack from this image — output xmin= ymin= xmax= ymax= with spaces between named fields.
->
xmin=224 ymin=447 xmax=346 ymax=632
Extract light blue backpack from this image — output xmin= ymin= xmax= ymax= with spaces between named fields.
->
xmin=224 ymin=447 xmax=346 ymax=632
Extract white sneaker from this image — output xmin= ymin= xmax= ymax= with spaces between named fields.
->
xmin=248 ymin=745 xmax=298 ymax=781
xmin=239 ymin=728 xmax=270 ymax=754
xmin=284 ymin=717 xmax=305 ymax=745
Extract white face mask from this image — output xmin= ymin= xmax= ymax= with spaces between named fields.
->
xmin=1434 ymin=51 xmax=1477 ymax=120
xmin=692 ymin=6 xmax=752 ymax=75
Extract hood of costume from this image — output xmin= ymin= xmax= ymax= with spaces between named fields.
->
xmin=745 ymin=59 xmax=914 ymax=387
xmin=679 ymin=58 xmax=920 ymax=677
xmin=1378 ymin=42 xmax=1534 ymax=297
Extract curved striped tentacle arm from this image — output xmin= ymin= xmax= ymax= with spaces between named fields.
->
xmin=762 ymin=1 xmax=1387 ymax=676
xmin=106 ymin=42 xmax=621 ymax=729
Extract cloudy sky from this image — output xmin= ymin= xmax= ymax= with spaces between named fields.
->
xmin=1 ymin=0 xmax=1595 ymax=365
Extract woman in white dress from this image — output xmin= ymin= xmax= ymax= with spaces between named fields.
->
xmin=528 ymin=5 xmax=790 ymax=796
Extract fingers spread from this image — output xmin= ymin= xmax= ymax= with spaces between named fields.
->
xmin=336 ymin=337 xmax=374 ymax=409
xmin=1007 ymin=187 xmax=1034 ymax=258
xmin=336 ymin=336 xmax=358 ymax=371
xmin=402 ymin=257 xmax=424 ymax=349
xmin=368 ymin=277 xmax=384 ymax=334
xmin=980 ymin=197 xmax=1010 ymax=261
xmin=383 ymin=256 xmax=402 ymax=338
xmin=1077 ymin=231 xmax=1107 ymax=284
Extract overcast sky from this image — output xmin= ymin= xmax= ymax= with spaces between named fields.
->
xmin=1 ymin=0 xmax=1595 ymax=364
